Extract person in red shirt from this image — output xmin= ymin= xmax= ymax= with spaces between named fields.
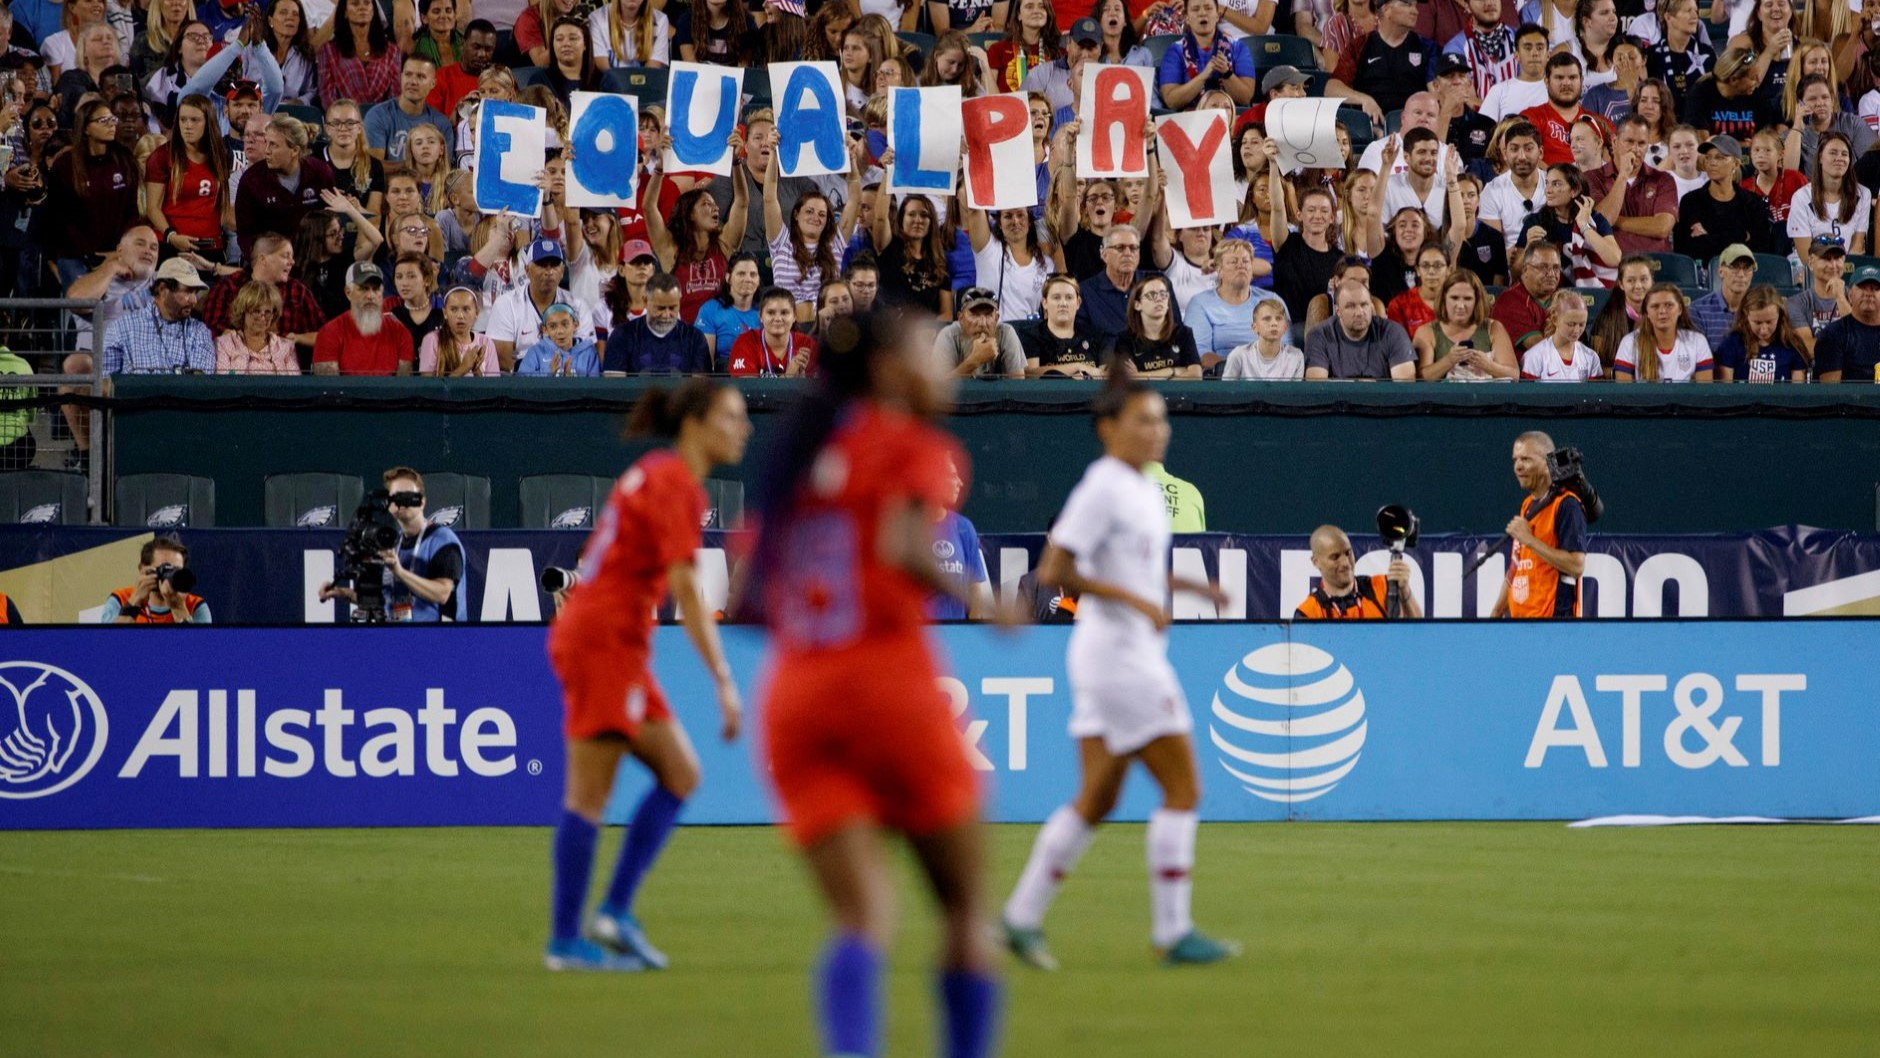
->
xmin=542 ymin=379 xmax=751 ymax=972
xmin=726 ymin=287 xmax=818 ymax=376
xmin=1520 ymin=52 xmax=1609 ymax=167
xmin=311 ymin=262 xmax=415 ymax=375
xmin=751 ymin=311 xmax=1011 ymax=1058
xmin=426 ymin=19 xmax=497 ymax=116
xmin=144 ymin=94 xmax=232 ymax=255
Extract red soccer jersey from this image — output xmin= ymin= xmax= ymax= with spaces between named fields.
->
xmin=1520 ymin=104 xmax=1605 ymax=168
xmin=552 ymin=449 xmax=707 ymax=656
xmin=764 ymin=402 xmax=964 ymax=654
xmin=726 ymin=330 xmax=818 ymax=377
xmin=145 ymin=145 xmax=223 ymax=243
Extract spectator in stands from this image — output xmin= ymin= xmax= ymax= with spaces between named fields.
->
xmin=603 ymin=273 xmax=712 ymax=374
xmin=487 ymin=239 xmax=595 ymax=372
xmin=1569 ymin=0 xmax=1624 ymax=91
xmin=319 ymin=100 xmax=387 ymax=222
xmin=1481 ymin=21 xmax=1549 ymax=122
xmin=987 ymin=0 xmax=1060 ymax=94
xmin=1018 ymin=274 xmax=1105 ymax=377
xmin=1743 ymin=126 xmax=1808 ymax=230
xmin=566 ymin=210 xmax=622 ymax=333
xmin=200 ymin=231 xmax=325 ymax=356
xmin=45 ymin=97 xmax=140 ymax=288
xmin=1306 ymin=280 xmax=1417 ymax=379
xmin=1187 ymin=237 xmax=1284 ymax=371
xmin=214 ymin=280 xmax=301 ymax=374
xmin=1328 ymin=0 xmax=1431 ymax=124
xmin=1522 ymin=52 xmax=1607 ymax=167
xmin=1440 ymin=0 xmax=1519 ymax=102
xmin=145 ymin=19 xmax=284 ymax=126
xmin=1683 ymin=241 xmax=1755 ymax=349
xmin=1585 ymin=253 xmax=1649 ymax=367
xmin=387 ymin=252 xmax=442 ymax=349
xmin=1813 ymin=263 xmax=1880 ymax=382
xmin=937 ymin=286 xmax=1027 ymax=379
xmin=1355 ymin=91 xmax=1434 ymax=176
xmin=104 ymin=537 xmax=210 ymax=623
xmin=1639 ymin=0 xmax=1712 ymax=108
xmin=1723 ymin=0 xmax=1793 ymax=115
xmin=1480 ymin=119 xmax=1545 ymax=251
xmin=1788 ymin=234 xmax=1849 ymax=341
xmin=814 ymin=279 xmax=855 ymax=343
xmin=1020 ymin=16 xmax=1095 ymax=120
xmin=100 ymin=258 xmax=213 ymax=374
xmin=427 ymin=18 xmax=493 ymax=115
xmin=1662 ymin=125 xmax=1706 ymax=199
xmin=1383 ymin=127 xmax=1463 ymax=230
xmin=516 ymin=0 xmax=579 ymax=66
xmin=725 ymin=286 xmax=816 ymax=377
xmin=765 ymin=144 xmax=862 ymax=325
xmin=1614 ymin=281 xmax=1714 ymax=381
xmin=1713 ymin=284 xmax=1809 ymax=382
xmin=399 ymin=0 xmax=464 ymax=68
xmin=1678 ymin=137 xmax=1782 ymax=257
xmin=1681 ymin=46 xmax=1781 ymax=146
xmin=845 ymin=257 xmax=881 ymax=313
xmin=1491 ymin=239 xmax=1564 ymax=350
xmin=1521 ymin=292 xmax=1605 ymax=380
xmin=695 ymin=251 xmax=761 ymax=369
xmin=1372 ymin=206 xmax=1433 ymax=304
xmin=317 ymin=0 xmax=401 ymax=109
xmin=313 ymin=262 xmax=415 ymax=375
xmin=1222 ymin=299 xmax=1304 ymax=379
xmin=1111 ymin=274 xmax=1202 ymax=379
xmin=1523 ymin=163 xmax=1622 ymax=288
xmin=1412 ymin=267 xmax=1519 ymax=380
xmin=132 ymin=0 xmax=190 ymax=84
xmin=515 ymin=302 xmax=601 ymax=377
xmin=539 ymin=15 xmax=598 ymax=103
xmin=1584 ymin=115 xmax=1679 ymax=258
xmin=1304 ymin=255 xmax=1386 ymax=331
xmin=870 ymin=183 xmax=952 ymax=316
xmin=418 ymin=287 xmax=498 ymax=376
xmin=144 ymin=93 xmax=230 ymax=259
xmin=1786 ymin=131 xmax=1870 ymax=258
xmin=1429 ymin=54 xmax=1497 ymax=175
xmin=1270 ymin=185 xmax=1341 ymax=323
xmin=54 ymin=26 xmax=125 ymax=124
xmin=1076 ymin=225 xmax=1150 ymax=336
xmin=234 ymin=114 xmax=337 ymax=263
xmin=706 ymin=112 xmax=809 ymax=261
xmin=1791 ymin=73 xmax=1875 ymax=178
xmin=967 ymin=200 xmax=1055 ymax=324
xmin=1583 ymin=39 xmax=1645 ymax=121
xmin=1157 ymin=0 xmax=1255 ymax=110
xmin=646 ymin=133 xmax=749 ymax=321
xmin=364 ymin=54 xmax=450 ymax=165
xmin=1448 ymin=173 xmax=1509 ymax=287
xmin=1388 ymin=243 xmax=1450 ymax=336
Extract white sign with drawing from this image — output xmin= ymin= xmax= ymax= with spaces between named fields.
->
xmin=1265 ymin=98 xmax=1347 ymax=175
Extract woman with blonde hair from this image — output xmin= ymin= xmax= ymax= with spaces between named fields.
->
xmin=43 ymin=0 xmax=129 ymax=80
xmin=1338 ymin=167 xmax=1383 ymax=258
xmin=319 ymin=98 xmax=386 ymax=223
xmin=132 ymin=0 xmax=190 ymax=82
xmin=405 ymin=123 xmax=452 ymax=213
xmin=1519 ymin=292 xmax=1604 ymax=381
xmin=1779 ymin=37 xmax=1836 ymax=124
xmin=419 ymin=286 xmax=501 ymax=376
xmin=384 ymin=209 xmax=445 ymax=266
xmin=1412 ymin=268 xmax=1519 ymax=381
xmin=590 ymin=0 xmax=669 ymax=70
xmin=216 ymin=281 xmax=302 ymax=375
xmin=1615 ymin=282 xmax=1713 ymax=382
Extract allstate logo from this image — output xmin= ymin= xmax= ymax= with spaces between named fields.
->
xmin=1208 ymin=643 xmax=1367 ymax=804
xmin=0 ymin=662 xmax=109 ymax=799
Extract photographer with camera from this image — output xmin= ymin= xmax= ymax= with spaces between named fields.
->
xmin=1293 ymin=525 xmax=1423 ymax=620
xmin=102 ymin=538 xmax=210 ymax=623
xmin=1491 ymin=431 xmax=1589 ymax=619
xmin=319 ymin=467 xmax=468 ymax=622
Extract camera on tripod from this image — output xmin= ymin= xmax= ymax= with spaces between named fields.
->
xmin=332 ymin=490 xmax=403 ymax=623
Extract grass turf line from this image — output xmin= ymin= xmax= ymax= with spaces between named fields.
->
xmin=1 ymin=823 xmax=1875 ymax=1056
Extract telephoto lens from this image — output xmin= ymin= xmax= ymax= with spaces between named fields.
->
xmin=540 ymin=567 xmax=580 ymax=593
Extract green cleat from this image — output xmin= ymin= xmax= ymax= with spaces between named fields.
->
xmin=1001 ymin=919 xmax=1060 ymax=971
xmin=1160 ymin=930 xmax=1242 ymax=966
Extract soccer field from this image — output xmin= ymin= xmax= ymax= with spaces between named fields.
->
xmin=3 ymin=823 xmax=1875 ymax=1056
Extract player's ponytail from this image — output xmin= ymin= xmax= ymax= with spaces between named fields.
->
xmin=626 ymin=377 xmax=722 ymax=438
xmin=1092 ymin=355 xmax=1150 ymax=424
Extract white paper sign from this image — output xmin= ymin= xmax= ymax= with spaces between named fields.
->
xmin=961 ymin=93 xmax=1036 ymax=211
xmin=474 ymin=99 xmax=545 ymax=218
xmin=885 ymin=85 xmax=963 ymax=197
xmin=1266 ymin=97 xmax=1347 ymax=176
xmin=768 ymin=61 xmax=851 ymax=178
xmin=566 ymin=91 xmax=639 ymax=209
xmin=1155 ymin=110 xmax=1236 ymax=229
xmin=663 ymin=61 xmax=743 ymax=177
xmin=1076 ymin=63 xmax=1155 ymax=179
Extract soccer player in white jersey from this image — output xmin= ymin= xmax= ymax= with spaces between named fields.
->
xmin=1001 ymin=371 xmax=1239 ymax=968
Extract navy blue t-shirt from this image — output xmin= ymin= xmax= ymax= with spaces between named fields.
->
xmin=927 ymin=511 xmax=988 ymax=620
xmin=1711 ymin=334 xmax=1807 ymax=383
xmin=1813 ymin=315 xmax=1880 ymax=382
xmin=1524 ymin=491 xmax=1590 ymax=555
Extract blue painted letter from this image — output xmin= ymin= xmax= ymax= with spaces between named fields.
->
xmin=890 ymin=88 xmax=950 ymax=192
xmin=669 ymin=68 xmax=739 ymax=171
xmin=570 ymin=93 xmax=639 ymax=202
xmin=775 ymin=65 xmax=846 ymax=176
xmin=474 ymin=99 xmax=543 ymax=216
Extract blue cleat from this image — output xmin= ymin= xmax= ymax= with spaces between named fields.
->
xmin=1160 ymin=930 xmax=1241 ymax=967
xmin=544 ymin=937 xmax=648 ymax=972
xmin=589 ymin=907 xmax=669 ymax=970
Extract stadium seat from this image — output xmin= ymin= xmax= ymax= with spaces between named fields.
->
xmin=1144 ymin=34 xmax=1179 ymax=67
xmin=1570 ymin=286 xmax=1610 ymax=321
xmin=1739 ymin=253 xmax=1794 ymax=289
xmin=420 ymin=472 xmax=491 ymax=531
xmin=493 ymin=27 xmax=525 ymax=68
xmin=600 ymin=66 xmax=668 ymax=108
xmin=512 ymin=65 xmax=549 ymax=89
xmin=1643 ymin=252 xmax=1700 ymax=288
xmin=895 ymin=30 xmax=936 ymax=59
xmin=264 ymin=473 xmax=364 ymax=529
xmin=703 ymin=478 xmax=744 ymax=530
xmin=1250 ymin=34 xmax=1317 ymax=70
xmin=1846 ymin=253 xmax=1880 ymax=277
xmin=0 ymin=470 xmax=86 ymax=524
xmin=519 ymin=474 xmax=613 ymax=529
xmin=967 ymin=31 xmax=1001 ymax=50
xmin=1385 ymin=109 xmax=1403 ymax=134
xmin=114 ymin=474 xmax=215 ymax=529
xmin=276 ymin=102 xmax=323 ymax=132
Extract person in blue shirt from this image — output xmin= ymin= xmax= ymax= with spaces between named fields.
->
xmin=603 ymin=273 xmax=713 ymax=374
xmin=927 ymin=457 xmax=992 ymax=620
xmin=693 ymin=251 xmax=762 ymax=369
xmin=516 ymin=303 xmax=602 ymax=376
xmin=1712 ymin=286 xmax=1810 ymax=382
xmin=1155 ymin=0 xmax=1256 ymax=110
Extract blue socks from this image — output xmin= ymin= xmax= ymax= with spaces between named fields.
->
xmin=603 ymin=785 xmax=686 ymax=914
xmin=939 ymin=969 xmax=1001 ymax=1058
xmin=550 ymin=810 xmax=599 ymax=943
xmin=818 ymin=933 xmax=881 ymax=1057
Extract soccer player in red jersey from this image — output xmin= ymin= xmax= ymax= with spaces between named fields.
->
xmin=543 ymin=379 xmax=751 ymax=972
xmin=748 ymin=312 xmax=1012 ymax=1058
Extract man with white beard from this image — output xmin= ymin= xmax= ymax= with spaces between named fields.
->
xmin=312 ymin=262 xmax=414 ymax=376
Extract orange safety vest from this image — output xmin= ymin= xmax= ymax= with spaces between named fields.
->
xmin=1294 ymin=575 xmax=1390 ymax=620
xmin=110 ymin=586 xmax=205 ymax=624
xmin=1508 ymin=490 xmax=1582 ymax=619
xmin=0 ymin=591 xmax=10 ymax=623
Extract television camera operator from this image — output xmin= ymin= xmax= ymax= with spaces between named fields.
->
xmin=103 ymin=537 xmax=210 ymax=623
xmin=319 ymin=467 xmax=468 ymax=622
xmin=1491 ymin=431 xmax=1589 ymax=619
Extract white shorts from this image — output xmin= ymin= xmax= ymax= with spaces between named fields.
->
xmin=1066 ymin=652 xmax=1193 ymax=757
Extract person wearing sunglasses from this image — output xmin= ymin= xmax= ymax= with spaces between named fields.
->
xmin=319 ymin=467 xmax=468 ymax=622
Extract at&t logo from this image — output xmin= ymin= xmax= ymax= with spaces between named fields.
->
xmin=1208 ymin=644 xmax=1367 ymax=804
xmin=0 ymin=662 xmax=110 ymax=799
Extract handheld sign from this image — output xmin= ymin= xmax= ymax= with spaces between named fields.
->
xmin=566 ymin=91 xmax=640 ymax=209
xmin=885 ymin=85 xmax=963 ymax=196
xmin=475 ymin=99 xmax=546 ymax=217
xmin=1077 ymin=63 xmax=1154 ymax=178
xmin=1266 ymin=98 xmax=1346 ymax=175
xmin=664 ymin=61 xmax=743 ymax=177
xmin=769 ymin=61 xmax=850 ymax=178
xmin=961 ymin=93 xmax=1035 ymax=211
xmin=1155 ymin=110 xmax=1235 ymax=229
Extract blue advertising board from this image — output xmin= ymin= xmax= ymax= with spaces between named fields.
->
xmin=1 ymin=622 xmax=1874 ymax=829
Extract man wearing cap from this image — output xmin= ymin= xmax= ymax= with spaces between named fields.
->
xmin=1439 ymin=0 xmax=1517 ymax=101
xmin=1686 ymin=244 xmax=1760 ymax=350
xmin=937 ymin=288 xmax=1026 ymax=379
xmin=365 ymin=54 xmax=452 ymax=165
xmin=1024 ymin=19 xmax=1102 ymax=126
xmin=1327 ymin=0 xmax=1433 ymax=126
xmin=1674 ymin=140 xmax=1778 ymax=266
xmin=487 ymin=239 xmax=595 ymax=372
xmin=1587 ymin=114 xmax=1681 ymax=255
xmin=1681 ymin=46 xmax=1782 ymax=145
xmin=1813 ymin=265 xmax=1880 ymax=382
xmin=1239 ymin=65 xmax=1309 ymax=130
xmin=1429 ymin=53 xmax=1495 ymax=174
xmin=312 ymin=263 xmax=415 ymax=376
xmin=222 ymin=79 xmax=264 ymax=161
xmin=1787 ymin=235 xmax=1851 ymax=339
xmin=99 ymin=259 xmax=214 ymax=374
xmin=428 ymin=19 xmax=497 ymax=117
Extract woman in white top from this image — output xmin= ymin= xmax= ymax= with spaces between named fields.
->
xmin=1786 ymin=131 xmax=1871 ymax=257
xmin=1614 ymin=282 xmax=1715 ymax=381
xmin=1567 ymin=0 xmax=1622 ymax=89
xmin=566 ymin=208 xmax=621 ymax=331
xmin=1161 ymin=225 xmax=1218 ymax=318
xmin=43 ymin=0 xmax=131 ymax=78
xmin=1664 ymin=125 xmax=1706 ymax=200
xmin=587 ymin=0 xmax=670 ymax=70
xmin=965 ymin=202 xmax=1055 ymax=322
xmin=1001 ymin=375 xmax=1238 ymax=971
xmin=1521 ymin=293 xmax=1604 ymax=380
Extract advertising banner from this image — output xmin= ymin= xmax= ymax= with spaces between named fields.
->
xmin=0 ymin=623 xmax=1873 ymax=829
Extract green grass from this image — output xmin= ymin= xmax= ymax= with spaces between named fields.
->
xmin=2 ymin=824 xmax=1876 ymax=1056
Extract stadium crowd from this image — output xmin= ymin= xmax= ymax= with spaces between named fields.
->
xmin=7 ymin=0 xmax=1880 ymax=423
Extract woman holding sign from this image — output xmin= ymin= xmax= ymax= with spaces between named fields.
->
xmin=871 ymin=153 xmax=954 ymax=318
xmin=644 ymin=126 xmax=750 ymax=322
xmin=765 ymin=140 xmax=866 ymax=324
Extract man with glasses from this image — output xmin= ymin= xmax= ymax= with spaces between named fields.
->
xmin=1490 ymin=240 xmax=1563 ymax=352
xmin=320 ymin=468 xmax=468 ymax=622
xmin=1076 ymin=227 xmax=1150 ymax=336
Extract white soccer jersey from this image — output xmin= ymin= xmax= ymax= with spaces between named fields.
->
xmin=1051 ymin=456 xmax=1171 ymax=661
xmin=1522 ymin=337 xmax=1604 ymax=381
xmin=1614 ymin=330 xmax=1713 ymax=381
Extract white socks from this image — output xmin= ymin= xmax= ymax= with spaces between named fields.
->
xmin=1003 ymin=805 xmax=1095 ymax=930
xmin=1146 ymin=808 xmax=1197 ymax=949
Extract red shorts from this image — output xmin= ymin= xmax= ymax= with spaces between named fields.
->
xmin=552 ymin=645 xmax=673 ymax=741
xmin=761 ymin=635 xmax=979 ymax=848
